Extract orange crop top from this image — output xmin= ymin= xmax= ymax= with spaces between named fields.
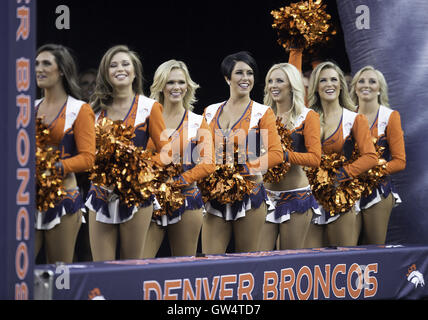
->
xmin=98 ymin=94 xmax=170 ymax=166
xmin=368 ymin=106 xmax=406 ymax=175
xmin=322 ymin=110 xmax=378 ymax=178
xmin=37 ymin=97 xmax=96 ymax=175
xmin=147 ymin=110 xmax=216 ymax=184
xmin=204 ymin=100 xmax=283 ymax=173
xmin=287 ymin=108 xmax=321 ymax=167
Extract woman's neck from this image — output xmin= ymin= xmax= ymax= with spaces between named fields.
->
xmin=358 ymin=98 xmax=380 ymax=115
xmin=112 ymin=86 xmax=135 ymax=109
xmin=163 ymin=100 xmax=186 ymax=117
xmin=276 ymin=97 xmax=293 ymax=116
xmin=43 ymin=84 xmax=68 ymax=105
xmin=226 ymin=94 xmax=251 ymax=114
xmin=321 ymin=99 xmax=342 ymax=117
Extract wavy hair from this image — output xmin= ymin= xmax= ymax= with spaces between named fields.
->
xmin=90 ymin=45 xmax=144 ymax=112
xmin=150 ymin=60 xmax=199 ymax=111
xmin=36 ymin=44 xmax=82 ymax=99
xmin=350 ymin=65 xmax=390 ymax=107
xmin=307 ymin=61 xmax=356 ymax=120
xmin=263 ymin=63 xmax=306 ymax=129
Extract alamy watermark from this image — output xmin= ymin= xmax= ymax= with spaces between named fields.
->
xmin=55 ymin=265 xmax=70 ymax=290
xmin=356 ymin=5 xmax=370 ymax=30
xmin=55 ymin=5 xmax=70 ymax=30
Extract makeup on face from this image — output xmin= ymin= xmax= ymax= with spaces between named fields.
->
xmin=108 ymin=52 xmax=136 ymax=88
xmin=318 ymin=68 xmax=341 ymax=102
xmin=356 ymin=70 xmax=380 ymax=102
xmin=268 ymin=68 xmax=291 ymax=102
xmin=35 ymin=51 xmax=62 ymax=89
xmin=163 ymin=68 xmax=187 ymax=104
xmin=228 ymin=61 xmax=254 ymax=94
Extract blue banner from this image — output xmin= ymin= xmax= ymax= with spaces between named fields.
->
xmin=36 ymin=245 xmax=428 ymax=300
xmin=0 ymin=0 xmax=36 ymax=299
xmin=336 ymin=0 xmax=428 ymax=245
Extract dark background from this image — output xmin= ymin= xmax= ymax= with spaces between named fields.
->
xmin=36 ymin=0 xmax=349 ymax=115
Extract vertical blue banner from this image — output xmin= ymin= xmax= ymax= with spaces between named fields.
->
xmin=0 ymin=0 xmax=36 ymax=299
xmin=336 ymin=0 xmax=428 ymax=245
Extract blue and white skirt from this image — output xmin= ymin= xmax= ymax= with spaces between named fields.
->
xmin=205 ymin=183 xmax=268 ymax=221
xmin=265 ymin=186 xmax=321 ymax=223
xmin=85 ymin=184 xmax=158 ymax=224
xmin=35 ymin=188 xmax=84 ymax=230
xmin=359 ymin=177 xmax=401 ymax=210
xmin=153 ymin=186 xmax=204 ymax=227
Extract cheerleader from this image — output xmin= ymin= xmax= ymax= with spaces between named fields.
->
xmin=201 ymin=51 xmax=283 ymax=254
xmin=143 ymin=60 xmax=215 ymax=257
xmin=259 ymin=62 xmax=321 ymax=250
xmin=350 ymin=66 xmax=406 ymax=244
xmin=307 ymin=61 xmax=378 ymax=246
xmin=35 ymin=44 xmax=95 ymax=263
xmin=86 ymin=45 xmax=170 ymax=260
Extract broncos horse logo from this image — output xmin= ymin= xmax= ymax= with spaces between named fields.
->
xmin=406 ymin=264 xmax=425 ymax=288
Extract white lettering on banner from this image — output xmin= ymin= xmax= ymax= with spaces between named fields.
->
xmin=141 ymin=263 xmax=379 ymax=300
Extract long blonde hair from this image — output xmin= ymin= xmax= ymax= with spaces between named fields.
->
xmin=349 ymin=65 xmax=390 ymax=107
xmin=90 ymin=45 xmax=144 ymax=112
xmin=308 ymin=61 xmax=356 ymax=120
xmin=150 ymin=60 xmax=199 ymax=111
xmin=263 ymin=63 xmax=306 ymax=129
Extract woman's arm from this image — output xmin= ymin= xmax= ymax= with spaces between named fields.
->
xmin=247 ymin=108 xmax=283 ymax=174
xmin=342 ymin=114 xmax=378 ymax=178
xmin=60 ymin=104 xmax=95 ymax=174
xmin=288 ymin=110 xmax=321 ymax=167
xmin=180 ymin=119 xmax=216 ymax=184
xmin=385 ymin=110 xmax=406 ymax=174
xmin=148 ymin=102 xmax=171 ymax=166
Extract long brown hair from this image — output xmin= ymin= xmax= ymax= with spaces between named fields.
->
xmin=91 ymin=45 xmax=144 ymax=112
xmin=36 ymin=44 xmax=82 ymax=99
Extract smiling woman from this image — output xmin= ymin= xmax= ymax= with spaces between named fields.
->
xmin=86 ymin=45 xmax=170 ymax=261
xmin=306 ymin=61 xmax=378 ymax=247
xmin=349 ymin=66 xmax=406 ymax=245
xmin=35 ymin=44 xmax=95 ymax=264
xmin=142 ymin=59 xmax=215 ymax=258
xmin=201 ymin=51 xmax=283 ymax=255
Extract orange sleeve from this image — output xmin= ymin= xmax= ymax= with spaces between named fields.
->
xmin=288 ymin=48 xmax=303 ymax=73
xmin=343 ymin=114 xmax=378 ymax=177
xmin=288 ymin=110 xmax=321 ymax=167
xmin=61 ymin=104 xmax=96 ymax=174
xmin=385 ymin=111 xmax=406 ymax=174
xmin=288 ymin=49 xmax=309 ymax=105
xmin=247 ymin=107 xmax=283 ymax=172
xmin=148 ymin=102 xmax=171 ymax=166
xmin=181 ymin=118 xmax=216 ymax=184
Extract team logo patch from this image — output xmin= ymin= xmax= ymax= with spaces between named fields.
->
xmin=406 ymin=264 xmax=425 ymax=288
